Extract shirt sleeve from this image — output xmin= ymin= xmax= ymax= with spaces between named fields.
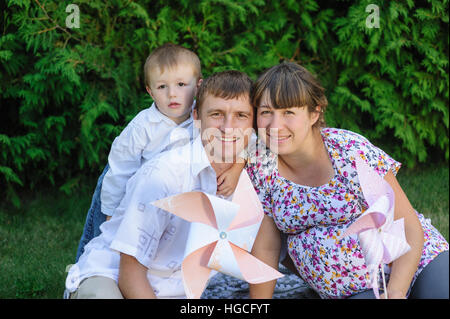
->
xmin=346 ymin=130 xmax=402 ymax=178
xmin=246 ymin=146 xmax=276 ymax=218
xmin=101 ymin=120 xmax=150 ymax=216
xmin=109 ymin=163 xmax=172 ymax=269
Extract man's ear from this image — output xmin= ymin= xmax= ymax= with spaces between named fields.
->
xmin=193 ymin=108 xmax=199 ymax=120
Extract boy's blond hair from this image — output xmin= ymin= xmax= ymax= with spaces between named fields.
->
xmin=144 ymin=43 xmax=202 ymax=88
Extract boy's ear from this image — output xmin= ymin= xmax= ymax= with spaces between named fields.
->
xmin=196 ymin=78 xmax=203 ymax=88
xmin=146 ymin=86 xmax=154 ymax=99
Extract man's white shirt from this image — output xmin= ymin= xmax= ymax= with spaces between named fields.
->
xmin=66 ymin=135 xmax=219 ymax=298
xmin=101 ymin=102 xmax=194 ymax=216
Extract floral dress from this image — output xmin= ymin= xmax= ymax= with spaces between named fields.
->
xmin=247 ymin=128 xmax=449 ymax=299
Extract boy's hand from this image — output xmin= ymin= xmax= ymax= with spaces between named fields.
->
xmin=216 ymin=162 xmax=245 ymax=197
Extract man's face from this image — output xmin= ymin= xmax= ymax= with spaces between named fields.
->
xmin=147 ymin=63 xmax=200 ymax=125
xmin=194 ymin=94 xmax=254 ymax=163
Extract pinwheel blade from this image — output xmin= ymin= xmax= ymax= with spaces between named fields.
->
xmin=230 ymin=243 xmax=284 ymax=284
xmin=151 ymin=192 xmax=217 ymax=228
xmin=343 ymin=196 xmax=389 ymax=237
xmin=355 ymin=156 xmax=394 ymax=209
xmin=205 ymin=193 xmax=240 ymax=232
xmin=207 ymin=239 xmax=245 ymax=281
xmin=228 ymin=171 xmax=264 ymax=231
xmin=227 ymin=223 xmax=261 ymax=252
xmin=358 ymin=229 xmax=385 ymax=267
xmin=380 ymin=218 xmax=411 ymax=264
xmin=182 ymin=242 xmax=217 ymax=299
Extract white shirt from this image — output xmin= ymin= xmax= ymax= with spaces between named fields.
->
xmin=66 ymin=135 xmax=218 ymax=298
xmin=101 ymin=102 xmax=195 ymax=216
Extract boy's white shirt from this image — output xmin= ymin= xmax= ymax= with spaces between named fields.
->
xmin=66 ymin=136 xmax=230 ymax=298
xmin=100 ymin=102 xmax=195 ymax=216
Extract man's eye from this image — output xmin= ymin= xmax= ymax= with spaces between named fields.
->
xmin=238 ymin=113 xmax=248 ymax=118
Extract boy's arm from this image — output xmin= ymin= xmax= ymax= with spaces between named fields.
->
xmin=249 ymin=215 xmax=281 ymax=298
xmin=119 ymin=253 xmax=157 ymax=299
xmin=101 ymin=122 xmax=148 ymax=216
xmin=216 ymin=160 xmax=246 ymax=197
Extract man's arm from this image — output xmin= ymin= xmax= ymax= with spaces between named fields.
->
xmin=118 ymin=253 xmax=157 ymax=299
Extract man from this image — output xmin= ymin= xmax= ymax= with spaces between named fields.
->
xmin=66 ymin=70 xmax=255 ymax=298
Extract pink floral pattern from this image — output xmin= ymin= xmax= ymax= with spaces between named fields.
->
xmin=247 ymin=128 xmax=449 ymax=299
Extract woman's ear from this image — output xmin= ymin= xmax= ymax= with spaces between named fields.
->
xmin=310 ymin=105 xmax=321 ymax=126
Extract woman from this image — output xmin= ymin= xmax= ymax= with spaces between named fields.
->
xmin=247 ymin=62 xmax=449 ymax=299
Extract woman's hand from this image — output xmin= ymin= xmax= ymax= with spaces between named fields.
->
xmin=380 ymin=289 xmax=406 ymax=299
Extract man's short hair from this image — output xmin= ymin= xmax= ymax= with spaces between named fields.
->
xmin=144 ymin=43 xmax=202 ymax=87
xmin=195 ymin=70 xmax=253 ymax=113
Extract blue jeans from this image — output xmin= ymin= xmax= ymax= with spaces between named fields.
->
xmin=75 ymin=164 xmax=109 ymax=263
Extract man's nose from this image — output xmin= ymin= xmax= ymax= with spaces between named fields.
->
xmin=220 ymin=115 xmax=234 ymax=132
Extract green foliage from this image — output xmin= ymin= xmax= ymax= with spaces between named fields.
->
xmin=0 ymin=0 xmax=448 ymax=207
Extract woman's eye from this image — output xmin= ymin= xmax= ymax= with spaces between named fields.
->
xmin=260 ymin=110 xmax=270 ymax=115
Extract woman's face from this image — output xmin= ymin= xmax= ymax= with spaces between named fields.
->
xmin=256 ymin=91 xmax=319 ymax=156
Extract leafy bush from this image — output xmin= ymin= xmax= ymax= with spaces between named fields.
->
xmin=1 ymin=0 xmax=448 ymax=207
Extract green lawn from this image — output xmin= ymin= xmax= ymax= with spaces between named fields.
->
xmin=0 ymin=164 xmax=448 ymax=298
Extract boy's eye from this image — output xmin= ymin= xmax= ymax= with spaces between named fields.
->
xmin=284 ymin=110 xmax=295 ymax=115
xmin=178 ymin=82 xmax=186 ymax=87
xmin=260 ymin=110 xmax=271 ymax=115
xmin=157 ymin=85 xmax=166 ymax=89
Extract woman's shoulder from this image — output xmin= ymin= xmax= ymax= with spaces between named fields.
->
xmin=322 ymin=127 xmax=401 ymax=177
xmin=322 ymin=127 xmax=372 ymax=149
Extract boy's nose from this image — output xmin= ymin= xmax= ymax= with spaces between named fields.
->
xmin=168 ymin=86 xmax=177 ymax=98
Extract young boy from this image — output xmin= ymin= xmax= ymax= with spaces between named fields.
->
xmin=65 ymin=71 xmax=256 ymax=299
xmin=74 ymin=43 xmax=242 ymax=262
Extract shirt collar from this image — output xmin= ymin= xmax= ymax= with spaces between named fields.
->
xmin=148 ymin=102 xmax=194 ymax=127
xmin=190 ymin=134 xmax=213 ymax=178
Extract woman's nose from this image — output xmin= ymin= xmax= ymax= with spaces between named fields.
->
xmin=268 ymin=112 xmax=283 ymax=129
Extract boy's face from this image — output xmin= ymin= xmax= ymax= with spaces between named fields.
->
xmin=193 ymin=94 xmax=254 ymax=163
xmin=147 ymin=64 xmax=201 ymax=124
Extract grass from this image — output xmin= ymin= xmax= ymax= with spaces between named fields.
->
xmin=0 ymin=164 xmax=448 ymax=299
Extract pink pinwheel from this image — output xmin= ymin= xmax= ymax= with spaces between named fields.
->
xmin=151 ymin=171 xmax=283 ymax=299
xmin=343 ymin=156 xmax=411 ymax=299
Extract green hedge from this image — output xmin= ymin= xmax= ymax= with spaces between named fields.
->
xmin=1 ymin=0 xmax=448 ymax=207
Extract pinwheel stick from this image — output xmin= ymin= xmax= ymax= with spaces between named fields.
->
xmin=381 ymin=264 xmax=388 ymax=299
